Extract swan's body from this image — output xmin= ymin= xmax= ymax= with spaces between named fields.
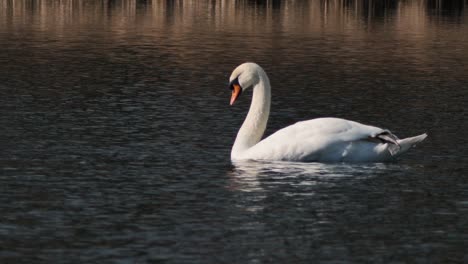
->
xmin=228 ymin=63 xmax=427 ymax=162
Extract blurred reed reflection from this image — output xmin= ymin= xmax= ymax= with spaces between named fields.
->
xmin=2 ymin=0 xmax=467 ymax=81
xmin=1 ymin=0 xmax=466 ymax=30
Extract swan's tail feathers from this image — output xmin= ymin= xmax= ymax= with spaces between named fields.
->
xmin=395 ymin=133 xmax=428 ymax=155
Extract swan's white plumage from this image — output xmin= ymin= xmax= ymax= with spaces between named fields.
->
xmin=228 ymin=62 xmax=427 ymax=162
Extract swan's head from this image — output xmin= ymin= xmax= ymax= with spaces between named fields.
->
xmin=228 ymin=62 xmax=262 ymax=105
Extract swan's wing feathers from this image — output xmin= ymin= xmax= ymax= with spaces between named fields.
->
xmin=293 ymin=118 xmax=384 ymax=142
xmin=374 ymin=131 xmax=399 ymax=143
xmin=371 ymin=131 xmax=400 ymax=155
xmin=249 ymin=118 xmax=387 ymax=160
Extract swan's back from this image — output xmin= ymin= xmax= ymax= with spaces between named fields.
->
xmin=238 ymin=118 xmax=393 ymax=162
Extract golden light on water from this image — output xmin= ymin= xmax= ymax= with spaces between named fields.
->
xmin=1 ymin=0 xmax=467 ymax=75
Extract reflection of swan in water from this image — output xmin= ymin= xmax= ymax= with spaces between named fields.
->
xmin=228 ymin=160 xmax=397 ymax=193
xmin=228 ymin=62 xmax=427 ymax=162
xmin=231 ymin=160 xmax=393 ymax=177
xmin=227 ymin=160 xmax=404 ymax=213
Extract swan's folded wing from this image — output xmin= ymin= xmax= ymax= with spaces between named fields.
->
xmin=245 ymin=117 xmax=386 ymax=160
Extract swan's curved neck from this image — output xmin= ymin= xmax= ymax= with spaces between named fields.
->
xmin=231 ymin=70 xmax=271 ymax=159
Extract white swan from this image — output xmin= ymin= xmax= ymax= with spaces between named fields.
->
xmin=228 ymin=62 xmax=427 ymax=162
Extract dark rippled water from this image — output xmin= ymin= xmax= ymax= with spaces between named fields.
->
xmin=1 ymin=0 xmax=467 ymax=263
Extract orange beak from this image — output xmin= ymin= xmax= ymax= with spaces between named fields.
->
xmin=230 ymin=84 xmax=242 ymax=105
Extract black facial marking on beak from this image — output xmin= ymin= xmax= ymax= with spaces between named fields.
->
xmin=228 ymin=77 xmax=242 ymax=96
xmin=229 ymin=77 xmax=243 ymax=105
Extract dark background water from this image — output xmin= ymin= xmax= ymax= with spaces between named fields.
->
xmin=1 ymin=0 xmax=467 ymax=263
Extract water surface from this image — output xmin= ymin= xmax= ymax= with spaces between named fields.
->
xmin=0 ymin=0 xmax=467 ymax=263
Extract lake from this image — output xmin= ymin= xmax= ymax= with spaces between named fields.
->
xmin=0 ymin=0 xmax=467 ymax=263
